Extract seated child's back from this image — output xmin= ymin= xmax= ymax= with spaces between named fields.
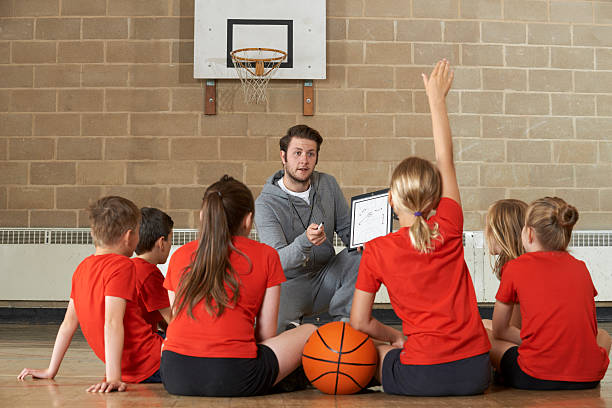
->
xmin=72 ymin=253 xmax=163 ymax=382
xmin=497 ymin=242 xmax=608 ymax=381
xmin=491 ymin=196 xmax=610 ymax=390
xmin=163 ymin=236 xmax=284 ymax=358
xmin=359 ymin=196 xmax=490 ymax=365
xmin=133 ymin=207 xmax=174 ymax=333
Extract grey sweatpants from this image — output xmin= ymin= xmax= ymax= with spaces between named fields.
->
xmin=277 ymin=248 xmax=361 ymax=333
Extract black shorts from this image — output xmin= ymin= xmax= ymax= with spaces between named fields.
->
xmin=500 ymin=346 xmax=600 ymax=390
xmin=160 ymin=344 xmax=279 ymax=397
xmin=382 ymin=349 xmax=491 ymax=396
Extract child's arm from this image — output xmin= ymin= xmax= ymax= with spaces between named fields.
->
xmin=87 ymin=296 xmax=127 ymax=393
xmin=492 ymin=300 xmax=522 ymax=345
xmin=422 ymin=59 xmax=460 ymax=205
xmin=17 ymin=299 xmax=79 ymax=380
xmin=255 ymin=285 xmax=281 ymax=343
xmin=350 ymin=289 xmax=405 ymax=347
xmin=167 ymin=290 xmax=175 ymax=309
xmin=158 ymin=307 xmax=172 ymax=324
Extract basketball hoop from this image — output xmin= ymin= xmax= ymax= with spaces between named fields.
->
xmin=230 ymin=47 xmax=287 ymax=104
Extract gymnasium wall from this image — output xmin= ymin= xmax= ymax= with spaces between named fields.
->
xmin=1 ymin=0 xmax=611 ymax=230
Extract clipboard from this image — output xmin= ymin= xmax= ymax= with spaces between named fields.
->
xmin=349 ymin=189 xmax=394 ymax=251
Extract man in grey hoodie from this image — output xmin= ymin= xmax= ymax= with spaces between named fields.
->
xmin=255 ymin=124 xmax=361 ymax=333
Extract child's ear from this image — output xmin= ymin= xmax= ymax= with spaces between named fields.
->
xmin=522 ymin=225 xmax=536 ymax=249
xmin=124 ymin=229 xmax=138 ymax=253
xmin=155 ymin=236 xmax=165 ymax=250
xmin=528 ymin=227 xmax=536 ymax=244
xmin=243 ymin=212 xmax=253 ymax=233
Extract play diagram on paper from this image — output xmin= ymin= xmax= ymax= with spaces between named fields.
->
xmin=350 ymin=190 xmax=393 ymax=250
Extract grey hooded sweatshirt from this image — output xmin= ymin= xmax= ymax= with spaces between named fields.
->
xmin=254 ymin=170 xmax=351 ymax=280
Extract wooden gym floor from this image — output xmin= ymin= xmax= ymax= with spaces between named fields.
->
xmin=1 ymin=322 xmax=611 ymax=407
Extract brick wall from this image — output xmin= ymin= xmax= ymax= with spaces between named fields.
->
xmin=1 ymin=0 xmax=611 ymax=229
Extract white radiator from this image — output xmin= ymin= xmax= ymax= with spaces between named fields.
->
xmin=1 ymin=228 xmax=611 ymax=303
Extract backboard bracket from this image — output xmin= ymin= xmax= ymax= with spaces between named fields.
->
xmin=303 ymin=80 xmax=314 ymax=116
xmin=205 ymin=79 xmax=216 ymax=115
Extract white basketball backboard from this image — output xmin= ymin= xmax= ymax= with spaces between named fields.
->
xmin=193 ymin=0 xmax=326 ymax=80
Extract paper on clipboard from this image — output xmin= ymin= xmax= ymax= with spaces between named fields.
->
xmin=349 ymin=189 xmax=393 ymax=250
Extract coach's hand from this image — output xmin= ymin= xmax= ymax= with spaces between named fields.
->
xmin=306 ymin=223 xmax=326 ymax=246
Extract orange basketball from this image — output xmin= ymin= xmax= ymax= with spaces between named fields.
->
xmin=302 ymin=321 xmax=378 ymax=395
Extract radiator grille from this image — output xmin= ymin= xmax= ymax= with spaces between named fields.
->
xmin=569 ymin=232 xmax=612 ymax=247
xmin=170 ymin=229 xmax=345 ymax=246
xmin=1 ymin=228 xmax=611 ymax=247
xmin=0 ymin=229 xmax=93 ymax=245
xmin=172 ymin=230 xmax=198 ymax=245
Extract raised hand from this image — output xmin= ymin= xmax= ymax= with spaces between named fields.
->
xmin=422 ymin=59 xmax=461 ymax=205
xmin=422 ymin=59 xmax=454 ymax=104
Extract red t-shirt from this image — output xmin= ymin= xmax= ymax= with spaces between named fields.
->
xmin=70 ymin=254 xmax=163 ymax=383
xmin=163 ymin=236 xmax=286 ymax=358
xmin=356 ymin=197 xmax=491 ymax=365
xmin=132 ymin=257 xmax=170 ymax=333
xmin=496 ymin=251 xmax=609 ymax=382
xmin=165 ymin=240 xmax=198 ymax=293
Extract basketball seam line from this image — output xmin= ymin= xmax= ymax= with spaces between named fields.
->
xmin=309 ymin=371 xmax=366 ymax=390
xmin=302 ymin=354 xmax=377 ymax=366
xmin=334 ymin=322 xmax=346 ymax=394
xmin=315 ymin=329 xmax=370 ymax=355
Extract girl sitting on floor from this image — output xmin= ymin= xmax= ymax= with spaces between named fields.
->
xmin=490 ymin=196 xmax=611 ymax=390
xmin=349 ymin=60 xmax=491 ymax=396
xmin=482 ymin=199 xmax=528 ymax=332
xmin=161 ymin=175 xmax=315 ymax=397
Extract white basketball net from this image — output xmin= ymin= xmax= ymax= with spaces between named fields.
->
xmin=231 ymin=48 xmax=286 ymax=104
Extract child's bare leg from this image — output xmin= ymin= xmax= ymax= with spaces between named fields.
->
xmin=374 ymin=344 xmax=397 ymax=383
xmin=482 ymin=319 xmax=492 ymax=331
xmin=489 ymin=339 xmax=519 ymax=371
xmin=261 ymin=323 xmax=317 ymax=385
xmin=597 ymin=328 xmax=611 ymax=355
xmin=484 ymin=307 xmax=521 ymax=331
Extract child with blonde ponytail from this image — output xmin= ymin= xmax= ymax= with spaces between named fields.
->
xmin=350 ymin=60 xmax=491 ymax=396
xmin=490 ymin=197 xmax=611 ymax=390
xmin=160 ymin=175 xmax=316 ymax=397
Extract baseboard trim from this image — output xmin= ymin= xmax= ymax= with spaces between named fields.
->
xmin=2 ymin=306 xmax=611 ymax=325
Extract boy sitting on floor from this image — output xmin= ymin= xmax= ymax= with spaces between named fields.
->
xmin=133 ymin=207 xmax=173 ymax=334
xmin=18 ymin=196 xmax=163 ymax=392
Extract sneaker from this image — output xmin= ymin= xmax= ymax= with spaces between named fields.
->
xmin=270 ymin=366 xmax=312 ymax=393
xmin=284 ymin=321 xmax=301 ymax=331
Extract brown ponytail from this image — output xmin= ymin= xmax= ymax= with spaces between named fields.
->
xmin=390 ymin=157 xmax=442 ymax=253
xmin=174 ymin=175 xmax=254 ymax=319
xmin=525 ymin=197 xmax=578 ymax=251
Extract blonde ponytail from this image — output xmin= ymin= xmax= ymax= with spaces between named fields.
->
xmin=409 ymin=214 xmax=440 ymax=253
xmin=391 ymin=157 xmax=442 ymax=254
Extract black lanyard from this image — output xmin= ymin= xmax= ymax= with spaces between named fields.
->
xmin=288 ymin=191 xmax=316 ymax=232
